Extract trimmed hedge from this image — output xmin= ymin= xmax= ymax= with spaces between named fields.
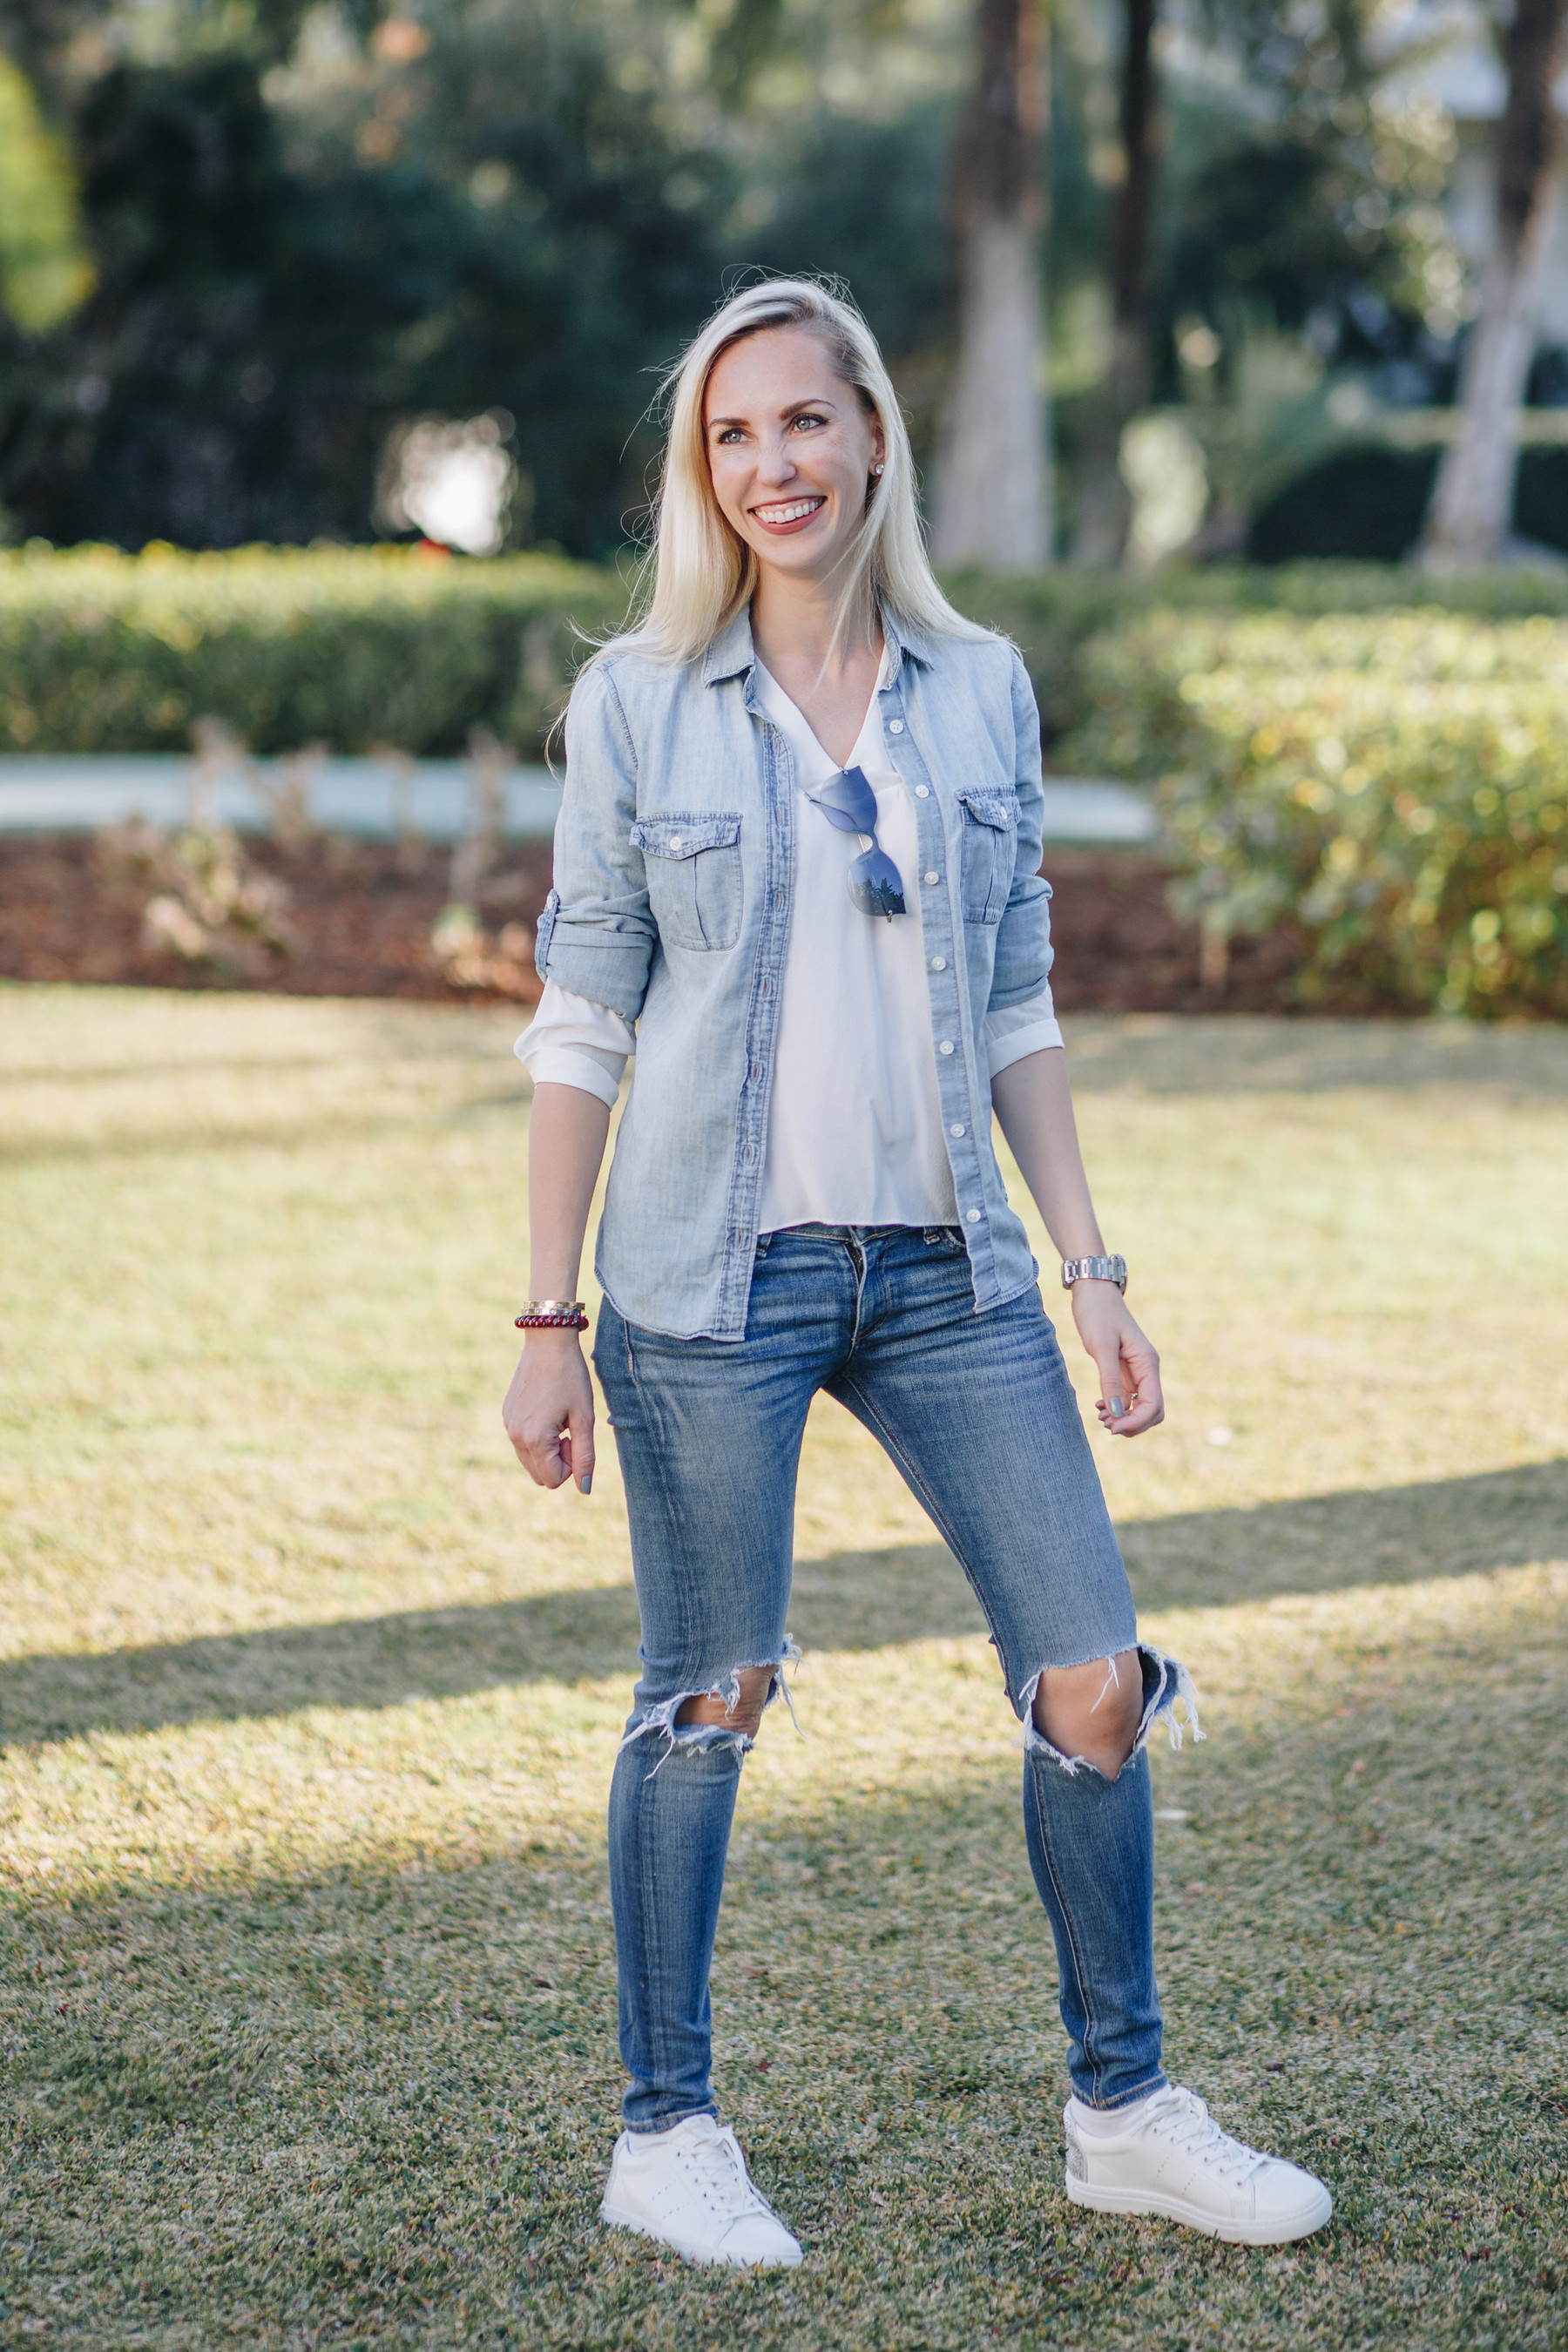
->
xmin=11 ymin=548 xmax=1568 ymax=762
xmin=945 ymin=562 xmax=1568 ymax=747
xmin=1067 ymin=609 xmax=1568 ymax=1017
xmin=1247 ymin=444 xmax=1568 ymax=564
xmin=0 ymin=544 xmax=630 ymax=757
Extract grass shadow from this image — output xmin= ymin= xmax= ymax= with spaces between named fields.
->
xmin=2 ymin=1569 xmax=1564 ymax=2351
xmin=1058 ymin=1013 xmax=1568 ymax=1097
xmin=3 ymin=1460 xmax=1562 ymax=1751
xmin=1117 ymin=1452 xmax=1568 ymax=1609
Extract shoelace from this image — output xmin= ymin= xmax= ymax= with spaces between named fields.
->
xmin=672 ymin=2120 xmax=775 ymax=2223
xmin=1136 ymin=2087 xmax=1269 ymax=2187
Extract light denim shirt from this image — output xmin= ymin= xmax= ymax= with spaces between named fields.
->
xmin=535 ymin=606 xmax=1056 ymax=1340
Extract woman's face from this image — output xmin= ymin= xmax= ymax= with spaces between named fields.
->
xmin=703 ymin=326 xmax=885 ymax=587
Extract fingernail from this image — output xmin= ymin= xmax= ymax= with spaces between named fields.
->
xmin=579 ymin=1473 xmax=592 ymax=1494
xmin=1109 ymin=1396 xmax=1125 ymax=1417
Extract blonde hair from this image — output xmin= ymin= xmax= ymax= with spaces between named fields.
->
xmin=605 ymin=276 xmax=990 ymax=667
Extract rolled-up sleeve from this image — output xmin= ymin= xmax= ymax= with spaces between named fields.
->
xmin=987 ymin=649 xmax=1057 ymax=1014
xmin=515 ymin=981 xmax=634 ymax=1108
xmin=985 ymin=983 xmax=1063 ymax=1076
xmin=533 ymin=660 xmax=657 ymax=1021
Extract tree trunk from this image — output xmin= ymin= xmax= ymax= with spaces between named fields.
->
xmin=930 ymin=0 xmax=1051 ymax=570
xmin=1073 ymin=0 xmax=1159 ymax=567
xmin=1418 ymin=0 xmax=1568 ymax=566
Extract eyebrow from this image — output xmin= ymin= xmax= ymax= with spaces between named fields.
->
xmin=706 ymin=395 xmax=841 ymax=430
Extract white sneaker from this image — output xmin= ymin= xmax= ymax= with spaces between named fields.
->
xmin=600 ymin=2112 xmax=803 ymax=2268
xmin=1064 ymin=2085 xmax=1333 ymax=2245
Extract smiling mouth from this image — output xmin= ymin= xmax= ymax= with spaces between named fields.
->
xmin=751 ymin=496 xmax=825 ymax=529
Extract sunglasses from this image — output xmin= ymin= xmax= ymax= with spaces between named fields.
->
xmin=811 ymin=764 xmax=907 ymax=920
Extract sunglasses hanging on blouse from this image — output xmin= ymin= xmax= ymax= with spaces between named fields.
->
xmin=808 ymin=765 xmax=907 ymax=920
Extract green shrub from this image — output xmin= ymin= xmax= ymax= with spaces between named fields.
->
xmin=944 ymin=564 xmax=1568 ymax=747
xmin=1247 ymin=444 xmax=1568 ymax=564
xmin=8 ymin=545 xmax=1568 ymax=767
xmin=0 ymin=544 xmax=629 ymax=756
xmin=1067 ymin=609 xmax=1568 ymax=1017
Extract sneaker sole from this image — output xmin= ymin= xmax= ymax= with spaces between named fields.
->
xmin=1065 ymin=2173 xmax=1333 ymax=2246
xmin=599 ymin=2197 xmax=803 ymax=2269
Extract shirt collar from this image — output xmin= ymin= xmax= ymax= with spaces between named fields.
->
xmin=701 ymin=606 xmax=755 ymax=685
xmin=880 ymin=608 xmax=934 ymax=681
xmin=700 ymin=599 xmax=936 ymax=687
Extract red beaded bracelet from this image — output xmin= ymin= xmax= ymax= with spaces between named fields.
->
xmin=514 ymin=1301 xmax=589 ymax=1331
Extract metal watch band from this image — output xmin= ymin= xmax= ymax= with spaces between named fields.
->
xmin=1060 ymin=1254 xmax=1128 ymax=1294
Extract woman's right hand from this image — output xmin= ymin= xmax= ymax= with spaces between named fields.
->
xmin=503 ymin=1333 xmax=597 ymax=1493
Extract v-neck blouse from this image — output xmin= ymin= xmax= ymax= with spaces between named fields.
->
xmin=517 ymin=651 xmax=1061 ymax=1234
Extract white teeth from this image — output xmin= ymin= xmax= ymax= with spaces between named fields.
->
xmin=755 ymin=498 xmax=823 ymax=524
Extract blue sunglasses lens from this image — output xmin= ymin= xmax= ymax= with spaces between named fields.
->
xmin=848 ymin=847 xmax=906 ymax=918
xmin=812 ymin=765 xmax=906 ymax=918
xmin=814 ymin=765 xmax=880 ymax=835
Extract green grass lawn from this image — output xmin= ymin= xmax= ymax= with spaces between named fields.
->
xmin=2 ymin=985 xmax=1565 ymax=2350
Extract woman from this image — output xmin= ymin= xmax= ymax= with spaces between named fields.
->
xmin=504 ymin=278 xmax=1331 ymax=2268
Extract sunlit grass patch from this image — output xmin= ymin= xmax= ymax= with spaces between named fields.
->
xmin=2 ymin=987 xmax=1565 ymax=2348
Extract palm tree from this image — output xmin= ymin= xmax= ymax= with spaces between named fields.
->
xmin=1419 ymin=0 xmax=1568 ymax=565
xmin=930 ymin=0 xmax=1051 ymax=570
xmin=1073 ymin=0 xmax=1159 ymax=566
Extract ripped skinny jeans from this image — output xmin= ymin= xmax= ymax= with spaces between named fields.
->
xmin=593 ymin=1224 xmax=1200 ymax=2132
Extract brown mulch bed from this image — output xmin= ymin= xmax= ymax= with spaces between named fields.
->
xmin=0 ymin=833 xmax=1302 ymax=1011
xmin=0 ymin=833 xmax=556 ymax=1005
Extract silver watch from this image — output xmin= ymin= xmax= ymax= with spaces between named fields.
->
xmin=1061 ymin=1254 xmax=1127 ymax=1293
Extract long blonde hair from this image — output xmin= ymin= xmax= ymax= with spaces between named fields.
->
xmin=605 ymin=276 xmax=989 ymax=666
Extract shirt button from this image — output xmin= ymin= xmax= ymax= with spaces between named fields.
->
xmin=966 ymin=1206 xmax=982 ymax=1224
xmin=889 ymin=719 xmax=905 ymax=734
xmin=930 ymin=956 xmax=946 ymax=972
xmin=668 ymin=838 xmax=682 ymax=854
xmin=950 ymin=1122 xmax=966 ymax=1138
xmin=915 ymin=784 xmax=929 ymax=799
xmin=938 ymin=1039 xmax=954 ymax=1056
xmin=923 ymin=870 xmax=939 ymax=885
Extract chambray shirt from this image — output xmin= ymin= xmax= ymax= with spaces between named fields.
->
xmin=535 ymin=605 xmax=1056 ymax=1341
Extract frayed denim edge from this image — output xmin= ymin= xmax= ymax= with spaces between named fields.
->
xmin=618 ymin=1639 xmax=803 ymax=1776
xmin=1018 ymin=1642 xmax=1204 ymax=1778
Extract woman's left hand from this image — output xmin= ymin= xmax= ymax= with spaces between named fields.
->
xmin=1070 ymin=1282 xmax=1165 ymax=1437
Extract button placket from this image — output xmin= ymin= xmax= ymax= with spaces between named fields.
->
xmin=899 ymin=717 xmax=988 ymax=1260
xmin=724 ymin=687 xmax=794 ymax=1326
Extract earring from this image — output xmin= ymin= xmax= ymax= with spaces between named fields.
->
xmin=872 ymin=463 xmax=884 ymax=477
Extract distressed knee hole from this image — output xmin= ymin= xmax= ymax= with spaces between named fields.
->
xmin=1030 ymin=1649 xmax=1142 ymax=1771
xmin=676 ymin=1664 xmax=776 ymax=1742
xmin=1022 ymin=1643 xmax=1204 ymax=1777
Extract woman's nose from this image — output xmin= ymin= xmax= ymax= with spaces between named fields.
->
xmin=754 ymin=436 xmax=796 ymax=485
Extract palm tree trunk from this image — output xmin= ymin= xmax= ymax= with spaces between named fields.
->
xmin=1074 ymin=0 xmax=1159 ymax=567
xmin=1419 ymin=0 xmax=1568 ymax=566
xmin=930 ymin=0 xmax=1051 ymax=570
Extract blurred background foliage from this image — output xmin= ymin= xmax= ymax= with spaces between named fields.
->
xmin=3 ymin=0 xmax=1560 ymax=564
xmin=0 ymin=48 xmax=96 ymax=335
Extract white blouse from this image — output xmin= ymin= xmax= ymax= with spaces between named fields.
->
xmin=516 ymin=652 xmax=1063 ymax=1233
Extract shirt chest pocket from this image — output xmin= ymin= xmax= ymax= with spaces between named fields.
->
xmin=957 ymin=789 xmax=1018 ymax=925
xmin=630 ymin=813 xmax=744 ymax=951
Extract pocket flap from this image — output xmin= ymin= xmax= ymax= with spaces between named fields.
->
xmin=630 ymin=813 xmax=742 ymax=860
xmin=958 ymin=789 xmax=1017 ymax=831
